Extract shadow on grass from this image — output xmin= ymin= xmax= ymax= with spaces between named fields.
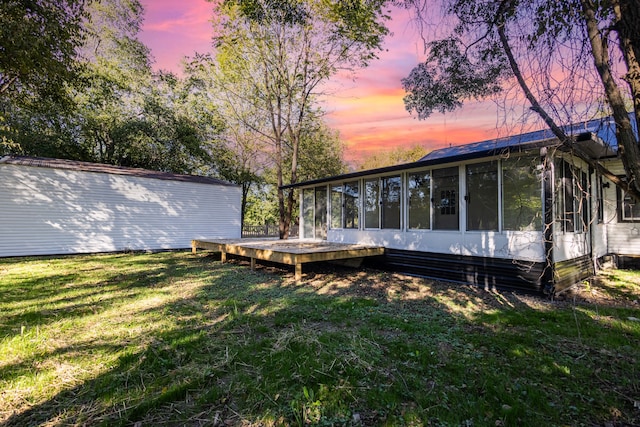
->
xmin=1 ymin=252 xmax=639 ymax=426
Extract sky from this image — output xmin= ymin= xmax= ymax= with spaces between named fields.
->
xmin=138 ymin=0 xmax=503 ymax=162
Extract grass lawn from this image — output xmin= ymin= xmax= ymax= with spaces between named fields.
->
xmin=0 ymin=251 xmax=638 ymax=426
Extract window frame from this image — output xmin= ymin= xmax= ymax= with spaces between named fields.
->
xmin=432 ymin=166 xmax=460 ymax=231
xmin=407 ymin=170 xmax=432 ymax=230
xmin=465 ymin=160 xmax=499 ymax=232
xmin=343 ymin=180 xmax=360 ymax=229
xmin=381 ymin=175 xmax=402 ymax=230
xmin=501 ymin=154 xmax=543 ymax=232
xmin=618 ymin=184 xmax=640 ymax=222
xmin=364 ymin=178 xmax=380 ymax=229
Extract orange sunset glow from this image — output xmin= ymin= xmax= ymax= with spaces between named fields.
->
xmin=138 ymin=0 xmax=503 ymax=163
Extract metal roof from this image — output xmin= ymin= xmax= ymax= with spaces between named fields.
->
xmin=0 ymin=155 xmax=238 ymax=187
xmin=284 ymin=116 xmax=621 ymax=189
xmin=420 ymin=116 xmax=618 ymax=162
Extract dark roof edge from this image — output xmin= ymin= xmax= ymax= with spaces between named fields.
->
xmin=0 ymin=155 xmax=239 ymax=187
xmin=282 ymin=138 xmax=560 ymax=190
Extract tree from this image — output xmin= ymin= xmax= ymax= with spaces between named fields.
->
xmin=2 ymin=0 xmax=217 ymax=174
xmin=0 ymin=0 xmax=87 ymax=109
xmin=185 ymin=52 xmax=270 ymax=230
xmin=211 ymin=0 xmax=390 ymax=238
xmin=355 ymin=144 xmax=428 ymax=170
xmin=400 ymin=0 xmax=640 ymax=199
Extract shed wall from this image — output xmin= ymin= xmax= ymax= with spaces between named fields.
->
xmin=0 ymin=164 xmax=241 ymax=257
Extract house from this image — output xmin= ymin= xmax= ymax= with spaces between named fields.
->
xmin=287 ymin=117 xmax=640 ymax=294
xmin=0 ymin=156 xmax=241 ymax=257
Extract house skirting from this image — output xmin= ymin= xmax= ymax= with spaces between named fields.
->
xmin=611 ymin=254 xmax=640 ymax=270
xmin=553 ymin=255 xmax=594 ymax=293
xmin=367 ymin=249 xmax=546 ymax=294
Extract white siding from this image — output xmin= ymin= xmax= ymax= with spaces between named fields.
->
xmin=0 ymin=164 xmax=241 ymax=257
xmin=601 ymin=173 xmax=640 ymax=256
xmin=597 ymin=159 xmax=640 ymax=256
xmin=607 ymin=223 xmax=640 ymax=255
xmin=328 ymin=229 xmax=545 ymax=262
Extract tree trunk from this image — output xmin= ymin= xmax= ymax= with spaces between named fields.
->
xmin=582 ymin=0 xmax=640 ymax=198
xmin=499 ymin=20 xmax=640 ymax=199
xmin=613 ymin=0 xmax=640 ymax=196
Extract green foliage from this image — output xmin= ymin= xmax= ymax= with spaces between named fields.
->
xmin=355 ymin=144 xmax=429 ymax=170
xmin=1 ymin=0 xmax=220 ymax=175
xmin=0 ymin=0 xmax=87 ymax=108
xmin=200 ymin=0 xmax=377 ymax=234
xmin=402 ymin=37 xmax=504 ymax=119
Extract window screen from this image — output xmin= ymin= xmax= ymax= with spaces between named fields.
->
xmin=408 ymin=171 xmax=431 ymax=229
xmin=466 ymin=161 xmax=499 ymax=231
xmin=381 ymin=176 xmax=401 ymax=229
xmin=330 ymin=185 xmax=342 ymax=229
xmin=432 ymin=167 xmax=459 ymax=230
xmin=502 ymin=155 xmax=542 ymax=231
xmin=343 ymin=181 xmax=359 ymax=229
xmin=364 ymin=179 xmax=380 ymax=228
xmin=302 ymin=188 xmax=314 ymax=238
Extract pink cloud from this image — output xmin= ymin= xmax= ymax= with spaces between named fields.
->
xmin=137 ymin=2 xmax=503 ymax=162
xmin=139 ymin=0 xmax=213 ymax=72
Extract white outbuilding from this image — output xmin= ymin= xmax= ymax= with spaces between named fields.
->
xmin=0 ymin=156 xmax=241 ymax=257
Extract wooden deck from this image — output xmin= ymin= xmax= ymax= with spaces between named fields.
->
xmin=191 ymin=238 xmax=385 ymax=280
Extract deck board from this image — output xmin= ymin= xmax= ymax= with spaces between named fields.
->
xmin=191 ymin=238 xmax=384 ymax=280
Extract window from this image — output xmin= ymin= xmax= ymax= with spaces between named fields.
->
xmin=314 ymin=187 xmax=327 ymax=240
xmin=408 ymin=171 xmax=431 ymax=229
xmin=621 ymin=191 xmax=640 ymax=221
xmin=596 ymin=175 xmax=604 ymax=224
xmin=502 ymin=155 xmax=542 ymax=231
xmin=432 ymin=167 xmax=459 ymax=230
xmin=302 ymin=188 xmax=314 ymax=238
xmin=556 ymin=159 xmax=575 ymax=232
xmin=343 ymin=181 xmax=359 ymax=229
xmin=576 ymin=170 xmax=589 ymax=233
xmin=556 ymin=160 xmax=589 ymax=233
xmin=381 ymin=176 xmax=402 ymax=229
xmin=364 ymin=179 xmax=379 ymax=228
xmin=330 ymin=185 xmax=342 ymax=229
xmin=466 ymin=161 xmax=499 ymax=231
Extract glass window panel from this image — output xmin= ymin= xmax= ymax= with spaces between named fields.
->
xmin=302 ymin=188 xmax=314 ymax=238
xmin=623 ymin=193 xmax=640 ymax=220
xmin=561 ymin=160 xmax=575 ymax=232
xmin=364 ymin=179 xmax=380 ymax=228
xmin=597 ymin=176 xmax=604 ymax=223
xmin=433 ymin=167 xmax=459 ymax=230
xmin=314 ymin=186 xmax=327 ymax=239
xmin=382 ymin=176 xmax=402 ymax=229
xmin=466 ymin=161 xmax=499 ymax=231
xmin=330 ymin=185 xmax=342 ymax=229
xmin=343 ymin=181 xmax=359 ymax=229
xmin=502 ymin=155 xmax=542 ymax=231
xmin=408 ymin=171 xmax=431 ymax=229
xmin=575 ymin=170 xmax=589 ymax=233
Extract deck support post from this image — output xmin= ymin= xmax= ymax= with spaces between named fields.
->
xmin=295 ymin=263 xmax=302 ymax=281
xmin=221 ymin=251 xmax=227 ymax=263
xmin=250 ymin=257 xmax=256 ymax=270
xmin=191 ymin=241 xmax=197 ymax=254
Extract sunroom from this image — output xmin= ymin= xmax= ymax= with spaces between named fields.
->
xmin=289 ymin=118 xmax=620 ymax=294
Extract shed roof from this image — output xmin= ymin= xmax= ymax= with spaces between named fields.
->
xmin=0 ymin=155 xmax=237 ymax=187
xmin=283 ymin=116 xmax=620 ymax=189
